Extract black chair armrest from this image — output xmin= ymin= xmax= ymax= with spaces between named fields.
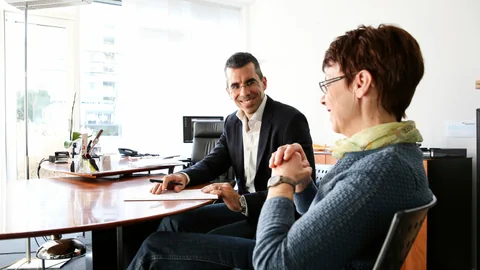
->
xmin=178 ymin=158 xmax=192 ymax=169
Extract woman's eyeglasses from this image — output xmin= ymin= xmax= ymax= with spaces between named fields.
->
xmin=318 ymin=75 xmax=345 ymax=94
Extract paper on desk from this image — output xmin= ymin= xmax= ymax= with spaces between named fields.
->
xmin=124 ymin=188 xmax=218 ymax=201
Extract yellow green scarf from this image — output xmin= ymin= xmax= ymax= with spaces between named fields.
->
xmin=329 ymin=121 xmax=423 ymax=159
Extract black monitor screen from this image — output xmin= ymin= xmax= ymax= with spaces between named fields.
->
xmin=183 ymin=116 xmax=224 ymax=143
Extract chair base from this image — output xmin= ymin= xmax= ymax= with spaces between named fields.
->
xmin=36 ymin=237 xmax=86 ymax=260
xmin=35 ymin=235 xmax=86 ymax=270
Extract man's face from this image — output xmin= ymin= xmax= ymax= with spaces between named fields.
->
xmin=225 ymin=62 xmax=267 ymax=119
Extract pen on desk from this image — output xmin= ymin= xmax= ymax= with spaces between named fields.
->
xmin=149 ymin=179 xmax=183 ymax=185
xmin=163 ymin=155 xmax=180 ymax=159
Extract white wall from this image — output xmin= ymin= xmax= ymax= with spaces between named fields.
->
xmin=247 ymin=0 xmax=480 ymax=157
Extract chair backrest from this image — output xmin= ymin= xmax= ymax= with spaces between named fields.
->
xmin=192 ymin=120 xmax=224 ymax=165
xmin=315 ymin=164 xmax=334 ymax=186
xmin=192 ymin=120 xmax=234 ymax=183
xmin=373 ymin=195 xmax=437 ymax=270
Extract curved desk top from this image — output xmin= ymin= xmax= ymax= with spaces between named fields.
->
xmin=41 ymin=156 xmax=184 ymax=178
xmin=0 ymin=176 xmax=212 ymax=240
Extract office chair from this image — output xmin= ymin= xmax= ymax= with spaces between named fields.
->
xmin=36 ymin=234 xmax=86 ymax=270
xmin=191 ymin=121 xmax=224 ymax=165
xmin=184 ymin=120 xmax=234 ymax=183
xmin=315 ymin=164 xmax=333 ymax=186
xmin=372 ymin=195 xmax=437 ymax=270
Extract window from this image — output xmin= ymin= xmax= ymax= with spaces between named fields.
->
xmin=79 ymin=1 xmax=245 ymax=156
xmin=103 ymin=36 xmax=115 ymax=45
xmin=4 ymin=12 xmax=75 ymax=180
xmin=80 ymin=3 xmax=122 ymax=138
xmin=2 ymin=1 xmax=246 ymax=179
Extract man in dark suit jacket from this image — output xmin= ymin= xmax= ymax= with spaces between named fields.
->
xmin=150 ymin=52 xmax=315 ymax=237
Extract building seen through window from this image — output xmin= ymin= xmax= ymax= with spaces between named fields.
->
xmin=80 ymin=3 xmax=121 ymax=137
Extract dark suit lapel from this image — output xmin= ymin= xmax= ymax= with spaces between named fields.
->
xmin=234 ymin=118 xmax=245 ymax=183
xmin=256 ymin=97 xmax=273 ymax=171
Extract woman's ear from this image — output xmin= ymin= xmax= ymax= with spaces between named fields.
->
xmin=353 ymin=70 xmax=373 ymax=98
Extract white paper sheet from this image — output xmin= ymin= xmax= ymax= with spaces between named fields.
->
xmin=124 ymin=188 xmax=218 ymax=201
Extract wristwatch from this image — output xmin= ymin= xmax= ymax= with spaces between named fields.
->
xmin=239 ymin=195 xmax=248 ymax=216
xmin=267 ymin=175 xmax=296 ymax=190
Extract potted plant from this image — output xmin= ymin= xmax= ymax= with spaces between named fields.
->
xmin=63 ymin=93 xmax=89 ymax=157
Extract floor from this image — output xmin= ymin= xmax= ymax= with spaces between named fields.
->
xmin=0 ymin=233 xmax=90 ymax=270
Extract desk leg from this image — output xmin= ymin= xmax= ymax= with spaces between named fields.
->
xmin=88 ymin=227 xmax=122 ymax=270
xmin=117 ymin=227 xmax=124 ymax=270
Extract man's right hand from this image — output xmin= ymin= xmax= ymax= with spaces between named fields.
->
xmin=150 ymin=173 xmax=187 ymax=194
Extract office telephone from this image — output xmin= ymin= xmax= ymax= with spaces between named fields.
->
xmin=118 ymin=148 xmax=139 ymax=157
xmin=118 ymin=148 xmax=159 ymax=157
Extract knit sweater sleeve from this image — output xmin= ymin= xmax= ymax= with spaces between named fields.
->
xmin=253 ymin=170 xmax=388 ymax=270
xmin=294 ymin=181 xmax=318 ymax=214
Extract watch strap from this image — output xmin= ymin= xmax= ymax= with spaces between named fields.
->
xmin=280 ymin=176 xmax=296 ymax=188
xmin=268 ymin=175 xmax=296 ymax=189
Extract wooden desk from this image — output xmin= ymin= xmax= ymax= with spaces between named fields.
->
xmin=0 ymin=175 xmax=213 ymax=269
xmin=41 ymin=157 xmax=184 ymax=178
xmin=314 ymin=151 xmax=337 ymax=165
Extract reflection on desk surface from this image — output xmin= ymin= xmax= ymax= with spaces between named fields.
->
xmin=40 ymin=156 xmax=185 ymax=178
xmin=0 ymin=176 xmax=212 ymax=240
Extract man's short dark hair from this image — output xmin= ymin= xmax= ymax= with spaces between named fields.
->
xmin=224 ymin=52 xmax=263 ymax=80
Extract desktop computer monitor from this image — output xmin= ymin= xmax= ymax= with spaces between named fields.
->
xmin=183 ymin=116 xmax=224 ymax=143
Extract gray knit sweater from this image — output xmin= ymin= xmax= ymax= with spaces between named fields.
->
xmin=253 ymin=143 xmax=433 ymax=270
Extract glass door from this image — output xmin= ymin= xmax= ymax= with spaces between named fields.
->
xmin=4 ymin=11 xmax=75 ymax=180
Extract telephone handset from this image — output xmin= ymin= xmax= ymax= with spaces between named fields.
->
xmin=118 ymin=148 xmax=139 ymax=157
xmin=118 ymin=148 xmax=160 ymax=157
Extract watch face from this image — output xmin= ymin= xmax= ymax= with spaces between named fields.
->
xmin=239 ymin=195 xmax=247 ymax=207
xmin=268 ymin=175 xmax=296 ymax=189
xmin=267 ymin=175 xmax=282 ymax=187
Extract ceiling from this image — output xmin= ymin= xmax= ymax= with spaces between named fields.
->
xmin=93 ymin=0 xmax=256 ymax=7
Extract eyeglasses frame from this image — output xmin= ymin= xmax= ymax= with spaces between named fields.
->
xmin=318 ymin=75 xmax=346 ymax=94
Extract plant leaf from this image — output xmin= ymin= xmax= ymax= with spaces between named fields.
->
xmin=72 ymin=131 xmax=82 ymax=141
xmin=64 ymin=140 xmax=73 ymax=149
